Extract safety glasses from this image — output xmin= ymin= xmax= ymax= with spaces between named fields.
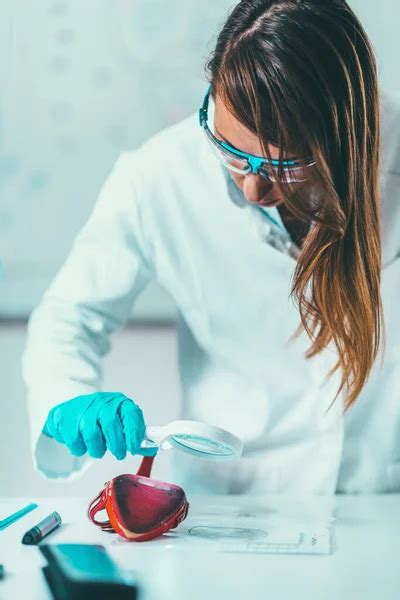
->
xmin=199 ymin=86 xmax=316 ymax=184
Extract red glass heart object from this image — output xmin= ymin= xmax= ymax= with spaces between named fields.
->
xmin=88 ymin=457 xmax=189 ymax=541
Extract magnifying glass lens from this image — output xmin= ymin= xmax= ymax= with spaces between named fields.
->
xmin=171 ymin=434 xmax=235 ymax=456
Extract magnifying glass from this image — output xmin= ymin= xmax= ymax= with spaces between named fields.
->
xmin=141 ymin=420 xmax=243 ymax=461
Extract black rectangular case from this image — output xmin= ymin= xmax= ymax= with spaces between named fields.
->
xmin=40 ymin=543 xmax=139 ymax=600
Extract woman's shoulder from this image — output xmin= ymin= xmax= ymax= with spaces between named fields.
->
xmin=110 ymin=110 xmax=218 ymax=222
xmin=134 ymin=111 xmax=203 ymax=164
xmin=115 ymin=111 xmax=210 ymax=190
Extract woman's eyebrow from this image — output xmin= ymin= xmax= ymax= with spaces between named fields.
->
xmin=214 ymin=126 xmax=238 ymax=148
xmin=214 ymin=124 xmax=299 ymax=162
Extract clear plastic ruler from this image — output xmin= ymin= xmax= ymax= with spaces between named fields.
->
xmin=218 ymin=526 xmax=331 ymax=555
xmin=187 ymin=520 xmax=332 ymax=555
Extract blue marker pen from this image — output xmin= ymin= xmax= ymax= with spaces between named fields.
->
xmin=21 ymin=511 xmax=62 ymax=545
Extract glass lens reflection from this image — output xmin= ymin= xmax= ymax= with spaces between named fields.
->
xmin=171 ymin=434 xmax=235 ymax=456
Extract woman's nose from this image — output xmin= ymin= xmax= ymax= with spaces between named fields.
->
xmin=242 ymin=173 xmax=274 ymax=204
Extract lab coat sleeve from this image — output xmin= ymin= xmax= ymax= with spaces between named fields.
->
xmin=22 ymin=153 xmax=154 ymax=479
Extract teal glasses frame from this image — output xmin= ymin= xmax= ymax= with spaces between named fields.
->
xmin=198 ymin=86 xmax=316 ymax=182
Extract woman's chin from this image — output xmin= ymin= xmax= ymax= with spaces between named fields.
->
xmin=255 ymin=197 xmax=284 ymax=207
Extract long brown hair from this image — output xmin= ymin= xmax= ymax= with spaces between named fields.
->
xmin=206 ymin=0 xmax=383 ymax=407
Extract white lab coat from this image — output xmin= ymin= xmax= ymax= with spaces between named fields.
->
xmin=22 ymin=91 xmax=400 ymax=494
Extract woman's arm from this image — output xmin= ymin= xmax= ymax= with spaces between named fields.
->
xmin=22 ymin=152 xmax=154 ymax=479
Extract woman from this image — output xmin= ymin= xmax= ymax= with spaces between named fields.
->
xmin=23 ymin=0 xmax=400 ymax=493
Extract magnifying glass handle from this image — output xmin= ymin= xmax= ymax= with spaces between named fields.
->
xmin=140 ymin=426 xmax=163 ymax=449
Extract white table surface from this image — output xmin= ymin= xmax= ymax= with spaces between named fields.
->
xmin=0 ymin=494 xmax=399 ymax=599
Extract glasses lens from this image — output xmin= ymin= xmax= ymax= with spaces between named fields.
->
xmin=260 ymin=163 xmax=314 ymax=184
xmin=204 ymin=129 xmax=249 ymax=175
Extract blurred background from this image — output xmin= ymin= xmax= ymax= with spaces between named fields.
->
xmin=0 ymin=0 xmax=399 ymax=497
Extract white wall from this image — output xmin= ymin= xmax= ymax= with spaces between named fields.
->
xmin=0 ymin=1 xmax=398 ymax=319
xmin=349 ymin=0 xmax=400 ymax=94
xmin=1 ymin=1 xmax=399 ymax=497
xmin=0 ymin=0 xmax=235 ymax=319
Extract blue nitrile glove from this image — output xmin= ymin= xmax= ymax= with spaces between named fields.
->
xmin=42 ymin=392 xmax=157 ymax=460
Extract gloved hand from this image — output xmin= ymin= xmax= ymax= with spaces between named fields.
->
xmin=42 ymin=392 xmax=157 ymax=460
